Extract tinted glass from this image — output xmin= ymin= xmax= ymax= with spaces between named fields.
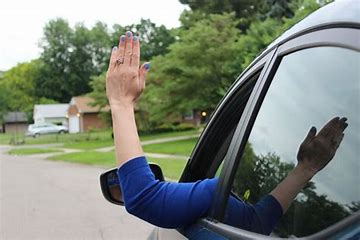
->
xmin=231 ymin=47 xmax=360 ymax=237
xmin=183 ymin=69 xmax=262 ymax=181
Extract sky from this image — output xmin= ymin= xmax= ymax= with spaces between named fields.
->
xmin=0 ymin=0 xmax=187 ymax=71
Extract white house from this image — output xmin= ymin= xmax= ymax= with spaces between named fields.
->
xmin=33 ymin=104 xmax=69 ymax=126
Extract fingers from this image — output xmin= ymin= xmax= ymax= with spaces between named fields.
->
xmin=113 ymin=31 xmax=140 ymax=68
xmin=139 ymin=62 xmax=150 ymax=90
xmin=124 ymin=31 xmax=133 ymax=65
xmin=131 ymin=36 xmax=140 ymax=67
xmin=303 ymin=126 xmax=317 ymax=144
xmin=317 ymin=116 xmax=348 ymax=149
xmin=108 ymin=46 xmax=118 ymax=70
xmin=339 ymin=117 xmax=348 ymax=131
xmin=334 ymin=133 xmax=344 ymax=149
xmin=318 ymin=117 xmax=340 ymax=137
xmin=117 ymin=35 xmax=126 ymax=62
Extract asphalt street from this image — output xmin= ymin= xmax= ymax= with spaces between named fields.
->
xmin=0 ymin=145 xmax=154 ymax=240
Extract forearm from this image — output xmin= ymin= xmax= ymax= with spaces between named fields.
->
xmin=270 ymin=164 xmax=314 ymax=213
xmin=111 ymin=104 xmax=144 ymax=167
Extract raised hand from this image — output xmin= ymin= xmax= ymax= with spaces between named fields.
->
xmin=106 ymin=31 xmax=150 ymax=107
xmin=297 ymin=117 xmax=348 ymax=175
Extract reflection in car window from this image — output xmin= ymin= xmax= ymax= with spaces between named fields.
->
xmin=231 ymin=47 xmax=359 ymax=237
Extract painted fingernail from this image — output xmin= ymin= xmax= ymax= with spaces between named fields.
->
xmin=144 ymin=63 xmax=150 ymax=70
xmin=126 ymin=31 xmax=132 ymax=37
xmin=112 ymin=46 xmax=118 ymax=51
xmin=120 ymin=36 xmax=126 ymax=42
xmin=133 ymin=36 xmax=138 ymax=42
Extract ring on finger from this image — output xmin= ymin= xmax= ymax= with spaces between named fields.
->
xmin=116 ymin=58 xmax=124 ymax=65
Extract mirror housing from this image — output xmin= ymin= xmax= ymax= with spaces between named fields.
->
xmin=100 ymin=163 xmax=165 ymax=205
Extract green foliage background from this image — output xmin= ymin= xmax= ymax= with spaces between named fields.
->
xmin=0 ymin=0 xmax=324 ymax=128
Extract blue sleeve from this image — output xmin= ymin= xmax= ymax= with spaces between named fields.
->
xmin=224 ymin=195 xmax=283 ymax=235
xmin=118 ymin=156 xmax=283 ymax=234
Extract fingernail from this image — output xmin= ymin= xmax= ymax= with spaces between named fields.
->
xmin=120 ymin=36 xmax=126 ymax=42
xmin=144 ymin=63 xmax=150 ymax=70
xmin=133 ymin=36 xmax=138 ymax=42
xmin=126 ymin=31 xmax=132 ymax=37
xmin=112 ymin=46 xmax=118 ymax=51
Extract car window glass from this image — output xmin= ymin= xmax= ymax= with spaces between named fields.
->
xmin=229 ymin=47 xmax=360 ymax=237
xmin=199 ymin=70 xmax=262 ymax=179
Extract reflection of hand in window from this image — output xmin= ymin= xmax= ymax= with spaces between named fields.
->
xmin=271 ymin=116 xmax=348 ymax=213
xmin=297 ymin=117 xmax=348 ymax=173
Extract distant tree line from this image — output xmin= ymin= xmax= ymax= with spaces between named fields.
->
xmin=0 ymin=0 xmax=330 ymax=127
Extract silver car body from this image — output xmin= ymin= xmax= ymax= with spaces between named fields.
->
xmin=26 ymin=123 xmax=68 ymax=137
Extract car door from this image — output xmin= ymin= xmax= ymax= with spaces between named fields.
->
xmin=36 ymin=124 xmax=48 ymax=134
xmin=184 ymin=28 xmax=360 ymax=239
xmin=148 ymin=42 xmax=275 ymax=240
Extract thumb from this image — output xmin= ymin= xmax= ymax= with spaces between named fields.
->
xmin=303 ymin=126 xmax=317 ymax=144
xmin=139 ymin=62 xmax=150 ymax=90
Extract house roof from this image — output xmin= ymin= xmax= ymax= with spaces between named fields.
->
xmin=34 ymin=104 xmax=69 ymax=118
xmin=70 ymin=96 xmax=110 ymax=113
xmin=4 ymin=112 xmax=28 ymax=123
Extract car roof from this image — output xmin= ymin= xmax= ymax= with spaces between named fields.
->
xmin=267 ymin=0 xmax=360 ymax=50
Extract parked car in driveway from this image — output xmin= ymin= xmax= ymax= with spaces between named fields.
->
xmin=100 ymin=1 xmax=359 ymax=239
xmin=26 ymin=123 xmax=68 ymax=138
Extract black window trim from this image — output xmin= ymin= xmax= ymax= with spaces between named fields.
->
xmin=207 ymin=47 xmax=278 ymax=221
xmin=204 ymin=26 xmax=360 ymax=239
xmin=179 ymin=50 xmax=271 ymax=183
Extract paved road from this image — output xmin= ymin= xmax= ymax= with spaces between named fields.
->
xmin=0 ymin=145 xmax=154 ymax=240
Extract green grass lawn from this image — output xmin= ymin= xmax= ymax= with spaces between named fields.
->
xmin=48 ymin=151 xmax=116 ymax=167
xmin=8 ymin=148 xmax=63 ymax=155
xmin=62 ymin=139 xmax=114 ymax=149
xmin=61 ymin=129 xmax=200 ymax=150
xmin=142 ymin=137 xmax=198 ymax=156
xmin=0 ymin=133 xmax=17 ymax=145
xmin=25 ymin=130 xmax=113 ymax=145
xmin=0 ymin=129 xmax=200 ymax=150
xmin=47 ymin=151 xmax=186 ymax=180
xmin=139 ymin=129 xmax=200 ymax=141
xmin=148 ymin=157 xmax=186 ymax=180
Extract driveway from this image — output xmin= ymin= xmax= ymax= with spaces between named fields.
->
xmin=0 ymin=145 xmax=154 ymax=240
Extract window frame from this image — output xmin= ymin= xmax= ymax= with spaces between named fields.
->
xmin=204 ymin=26 xmax=360 ymax=239
xmin=179 ymin=48 xmax=271 ymax=183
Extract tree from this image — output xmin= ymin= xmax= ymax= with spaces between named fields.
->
xmin=0 ymin=60 xmax=58 ymax=122
xmin=0 ymin=61 xmax=39 ymax=112
xmin=112 ymin=19 xmax=176 ymax=61
xmin=140 ymin=13 xmax=241 ymax=126
xmin=36 ymin=19 xmax=112 ymax=102
xmin=178 ymin=0 xmax=328 ymax=30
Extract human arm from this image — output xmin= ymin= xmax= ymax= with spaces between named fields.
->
xmin=106 ymin=31 xmax=150 ymax=167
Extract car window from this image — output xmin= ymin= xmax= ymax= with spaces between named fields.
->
xmin=187 ymin=69 xmax=263 ymax=181
xmin=229 ymin=47 xmax=360 ymax=237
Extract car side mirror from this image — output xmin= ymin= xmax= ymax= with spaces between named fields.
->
xmin=99 ymin=163 xmax=165 ymax=205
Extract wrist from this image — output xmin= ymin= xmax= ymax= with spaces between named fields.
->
xmin=110 ymin=101 xmax=135 ymax=112
xmin=294 ymin=163 xmax=317 ymax=181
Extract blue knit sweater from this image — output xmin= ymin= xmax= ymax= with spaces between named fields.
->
xmin=117 ymin=156 xmax=283 ymax=235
